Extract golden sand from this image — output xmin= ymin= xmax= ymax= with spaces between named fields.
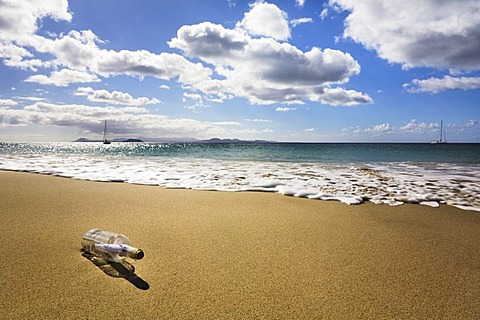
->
xmin=1 ymin=171 xmax=479 ymax=319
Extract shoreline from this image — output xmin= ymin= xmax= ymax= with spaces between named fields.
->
xmin=1 ymin=164 xmax=479 ymax=212
xmin=1 ymin=171 xmax=479 ymax=319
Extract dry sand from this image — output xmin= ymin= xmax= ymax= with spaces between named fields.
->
xmin=1 ymin=171 xmax=479 ymax=319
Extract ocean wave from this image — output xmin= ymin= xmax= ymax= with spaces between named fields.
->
xmin=1 ymin=154 xmax=479 ymax=211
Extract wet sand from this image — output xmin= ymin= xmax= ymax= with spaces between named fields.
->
xmin=1 ymin=171 xmax=479 ymax=319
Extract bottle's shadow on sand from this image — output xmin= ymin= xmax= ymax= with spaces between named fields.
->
xmin=82 ymin=251 xmax=150 ymax=290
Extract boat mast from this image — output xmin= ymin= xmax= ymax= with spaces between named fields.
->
xmin=439 ymin=120 xmax=443 ymax=142
xmin=103 ymin=120 xmax=107 ymax=142
xmin=442 ymin=121 xmax=447 ymax=143
xmin=102 ymin=120 xmax=111 ymax=144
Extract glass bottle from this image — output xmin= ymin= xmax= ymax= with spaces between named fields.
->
xmin=81 ymin=229 xmax=144 ymax=262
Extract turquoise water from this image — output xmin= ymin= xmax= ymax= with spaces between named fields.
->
xmin=1 ymin=142 xmax=479 ymax=211
xmin=1 ymin=142 xmax=479 ymax=164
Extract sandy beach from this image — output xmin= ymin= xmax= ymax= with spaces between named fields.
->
xmin=1 ymin=171 xmax=479 ymax=319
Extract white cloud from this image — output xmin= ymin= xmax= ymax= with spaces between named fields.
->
xmin=0 ymin=1 xmax=214 ymax=91
xmin=0 ymin=108 xmax=28 ymax=127
xmin=352 ymin=123 xmax=391 ymax=134
xmin=366 ymin=123 xmax=391 ymax=132
xmin=449 ymin=69 xmax=468 ymax=77
xmin=465 ymin=120 xmax=478 ymax=127
xmin=342 ymin=119 xmax=480 ymax=141
xmin=182 ymin=92 xmax=207 ymax=111
xmin=1 ymin=17 xmax=213 ymax=89
xmin=465 ymin=120 xmax=478 ymax=128
xmin=236 ymin=2 xmax=291 ymax=41
xmin=0 ymin=0 xmax=71 ymax=44
xmin=448 ymin=119 xmax=479 ymax=129
xmin=182 ymin=92 xmax=202 ymax=103
xmin=276 ymin=107 xmax=296 ymax=112
xmin=1 ymin=0 xmax=371 ymax=109
xmin=7 ymin=27 xmax=214 ymax=91
xmin=309 ymin=87 xmax=372 ymax=106
xmin=4 ymin=56 xmax=44 ymax=71
xmin=0 ymin=101 xmax=240 ymax=138
xmin=244 ymin=118 xmax=273 ymax=123
xmin=16 ymin=96 xmax=47 ymax=102
xmin=99 ymin=51 xmax=213 ymax=87
xmin=25 ymin=30 xmax=214 ymax=87
xmin=170 ymin=18 xmax=369 ymax=106
xmin=290 ymin=18 xmax=313 ymax=27
xmin=75 ymin=87 xmax=161 ymax=106
xmin=296 ymin=0 xmax=306 ymax=7
xmin=404 ymin=76 xmax=480 ymax=93
xmin=159 ymin=85 xmax=170 ymax=90
xmin=330 ymin=0 xmax=480 ymax=70
xmin=0 ymin=43 xmax=44 ymax=71
xmin=230 ymin=128 xmax=274 ymax=135
xmin=320 ymin=8 xmax=329 ymax=20
xmin=0 ymin=99 xmax=17 ymax=106
xmin=25 ymin=69 xmax=100 ymax=87
xmin=37 ymin=30 xmax=105 ymax=71
xmin=400 ymin=119 xmax=437 ymax=132
xmin=304 ymin=128 xmax=315 ymax=132
xmin=169 ymin=22 xmax=249 ymax=65
xmin=120 ymin=106 xmax=149 ymax=114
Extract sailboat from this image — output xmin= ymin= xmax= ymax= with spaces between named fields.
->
xmin=431 ymin=120 xmax=447 ymax=144
xmin=103 ymin=120 xmax=111 ymax=144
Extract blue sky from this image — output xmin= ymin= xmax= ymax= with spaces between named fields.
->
xmin=0 ymin=0 xmax=479 ymax=142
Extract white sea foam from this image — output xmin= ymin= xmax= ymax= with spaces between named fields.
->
xmin=0 ymin=154 xmax=479 ymax=211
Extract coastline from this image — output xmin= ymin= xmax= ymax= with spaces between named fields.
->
xmin=1 ymin=142 xmax=479 ymax=211
xmin=1 ymin=171 xmax=479 ymax=319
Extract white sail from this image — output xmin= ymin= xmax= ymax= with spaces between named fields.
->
xmin=103 ymin=120 xmax=111 ymax=144
xmin=431 ymin=120 xmax=446 ymax=144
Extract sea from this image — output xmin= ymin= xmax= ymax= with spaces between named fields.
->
xmin=1 ymin=142 xmax=479 ymax=211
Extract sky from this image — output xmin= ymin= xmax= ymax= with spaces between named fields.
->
xmin=0 ymin=0 xmax=479 ymax=142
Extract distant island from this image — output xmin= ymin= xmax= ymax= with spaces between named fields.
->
xmin=73 ymin=137 xmax=272 ymax=143
xmin=73 ymin=138 xmax=144 ymax=143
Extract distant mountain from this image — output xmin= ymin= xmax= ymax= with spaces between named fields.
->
xmin=73 ymin=137 xmax=273 ymax=143
xmin=73 ymin=137 xmax=144 ymax=143
xmin=137 ymin=137 xmax=200 ymax=143
xmin=112 ymin=138 xmax=144 ymax=143
xmin=73 ymin=138 xmax=102 ymax=142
